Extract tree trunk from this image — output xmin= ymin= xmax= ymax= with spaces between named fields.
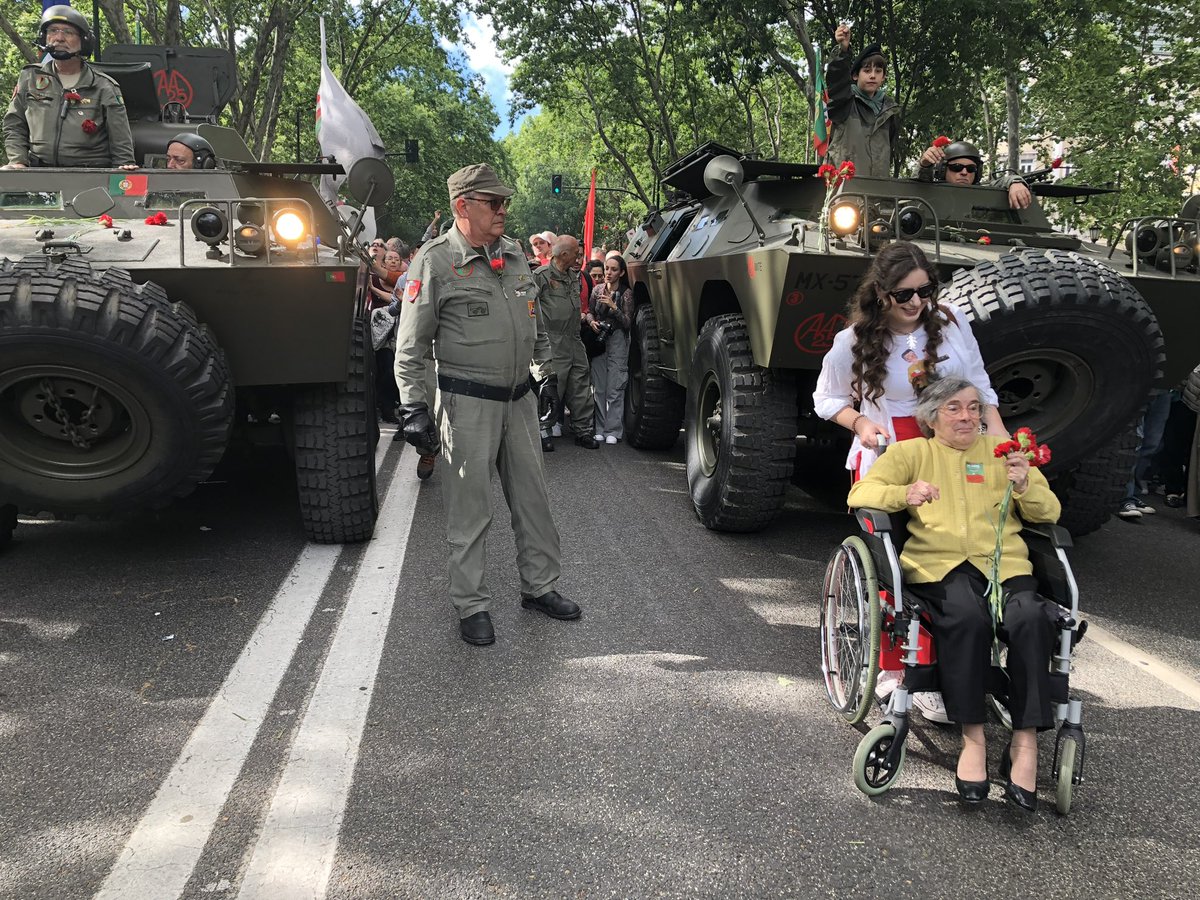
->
xmin=0 ymin=14 xmax=39 ymax=63
xmin=977 ymin=78 xmax=996 ymax=172
xmin=1005 ymin=71 xmax=1021 ymax=173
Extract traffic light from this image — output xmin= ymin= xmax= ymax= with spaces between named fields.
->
xmin=405 ymin=139 xmax=419 ymax=164
xmin=552 ymin=174 xmax=562 ymax=196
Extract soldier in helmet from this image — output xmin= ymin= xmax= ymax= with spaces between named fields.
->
xmin=916 ymin=139 xmax=1033 ymax=210
xmin=165 ymin=133 xmax=217 ymax=170
xmin=2 ymin=5 xmax=137 ymax=170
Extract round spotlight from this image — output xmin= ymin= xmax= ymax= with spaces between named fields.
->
xmin=1170 ymin=242 xmax=1195 ymax=268
xmin=272 ymin=209 xmax=308 ymax=246
xmin=1130 ymin=224 xmax=1162 ymax=257
xmin=234 ymin=223 xmax=266 ymax=256
xmin=236 ymin=202 xmax=265 ymax=226
xmin=190 ymin=206 xmax=228 ymax=244
xmin=830 ymin=202 xmax=860 ymax=237
xmin=898 ymin=206 xmax=924 ymax=236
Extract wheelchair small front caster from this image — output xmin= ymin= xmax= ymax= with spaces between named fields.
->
xmin=853 ymin=723 xmax=906 ymax=796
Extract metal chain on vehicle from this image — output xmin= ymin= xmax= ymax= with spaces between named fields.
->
xmin=39 ymin=378 xmax=93 ymax=450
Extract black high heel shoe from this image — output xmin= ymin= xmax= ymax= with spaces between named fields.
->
xmin=954 ymin=775 xmax=990 ymax=805
xmin=1000 ymin=744 xmax=1038 ymax=813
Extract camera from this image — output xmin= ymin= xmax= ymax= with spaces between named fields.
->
xmin=594 ymin=321 xmax=616 ymax=343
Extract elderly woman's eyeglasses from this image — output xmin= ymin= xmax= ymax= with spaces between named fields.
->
xmin=464 ymin=195 xmax=511 ymax=211
xmin=939 ymin=401 xmax=983 ymax=417
xmin=889 ymin=282 xmax=936 ymax=305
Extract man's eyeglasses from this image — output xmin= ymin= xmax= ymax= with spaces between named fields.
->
xmin=464 ymin=195 xmax=511 ymax=212
xmin=888 ymin=282 xmax=937 ymax=305
xmin=939 ymin=401 xmax=983 ymax=417
xmin=45 ymin=26 xmax=78 ymax=38
xmin=946 ymin=163 xmax=978 ymax=174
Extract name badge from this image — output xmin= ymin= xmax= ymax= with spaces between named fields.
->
xmin=468 ymin=301 xmax=489 ymax=317
xmin=965 ymin=462 xmax=984 ymax=484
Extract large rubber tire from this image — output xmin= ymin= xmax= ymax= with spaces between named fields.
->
xmin=0 ymin=256 xmax=233 ymax=515
xmin=624 ymin=304 xmax=685 ymax=450
xmin=685 ymin=314 xmax=797 ymax=532
xmin=1050 ymin=417 xmax=1139 ymax=537
xmin=292 ymin=318 xmax=378 ymax=543
xmin=942 ymin=249 xmax=1164 ymax=473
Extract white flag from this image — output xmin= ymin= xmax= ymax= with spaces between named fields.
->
xmin=316 ymin=17 xmax=387 ymax=205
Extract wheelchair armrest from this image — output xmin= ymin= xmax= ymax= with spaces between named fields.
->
xmin=854 ymin=508 xmax=896 ymax=534
xmin=1021 ymin=521 xmax=1073 ymax=550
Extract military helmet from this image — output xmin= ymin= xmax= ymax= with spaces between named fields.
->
xmin=940 ymin=140 xmax=984 ymax=184
xmin=39 ymin=5 xmax=93 ymax=57
xmin=168 ymin=133 xmax=217 ymax=169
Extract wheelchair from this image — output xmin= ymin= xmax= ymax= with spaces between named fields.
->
xmin=819 ymin=507 xmax=1088 ymax=814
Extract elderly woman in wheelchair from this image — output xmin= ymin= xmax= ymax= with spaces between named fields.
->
xmin=820 ymin=376 xmax=1087 ymax=813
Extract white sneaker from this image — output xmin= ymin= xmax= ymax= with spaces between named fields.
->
xmin=874 ymin=669 xmax=901 ymax=700
xmin=605 ymin=435 xmax=618 ymax=444
xmin=912 ymin=691 xmax=951 ymax=724
xmin=551 ymin=424 xmax=563 ymax=437
xmin=594 ymin=434 xmax=604 ymax=443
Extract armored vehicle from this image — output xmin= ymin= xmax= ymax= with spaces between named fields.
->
xmin=623 ymin=142 xmax=1197 ymax=536
xmin=0 ymin=48 xmax=391 ymax=546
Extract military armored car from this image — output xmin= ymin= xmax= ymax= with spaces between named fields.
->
xmin=623 ymin=143 xmax=1198 ymax=536
xmin=0 ymin=48 xmax=390 ymax=545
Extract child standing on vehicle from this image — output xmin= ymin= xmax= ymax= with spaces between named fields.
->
xmin=824 ymin=24 xmax=900 ymax=178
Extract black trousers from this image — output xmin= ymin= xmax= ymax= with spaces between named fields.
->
xmin=906 ymin=563 xmax=1055 ymax=730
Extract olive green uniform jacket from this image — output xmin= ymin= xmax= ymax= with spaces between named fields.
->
xmin=824 ymin=46 xmax=900 ymax=178
xmin=3 ymin=59 xmax=136 ymax=167
xmin=394 ymin=224 xmax=560 ymax=617
xmin=915 ymin=163 xmax=1026 ymax=193
xmin=533 ymin=262 xmax=594 ymax=437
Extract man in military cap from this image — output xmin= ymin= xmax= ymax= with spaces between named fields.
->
xmin=393 ymin=162 xmax=582 ymax=646
xmin=824 ymin=23 xmax=899 ymax=177
xmin=534 ymin=235 xmax=600 ymax=451
xmin=915 ymin=139 xmax=1033 ymax=210
xmin=165 ymin=133 xmax=217 ymax=170
xmin=2 ymin=5 xmax=136 ymax=170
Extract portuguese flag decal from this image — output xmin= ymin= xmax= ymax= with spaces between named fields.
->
xmin=108 ymin=174 xmax=149 ymax=197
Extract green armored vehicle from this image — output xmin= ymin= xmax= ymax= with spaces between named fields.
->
xmin=623 ymin=142 xmax=1196 ymax=535
xmin=0 ymin=47 xmax=392 ymax=545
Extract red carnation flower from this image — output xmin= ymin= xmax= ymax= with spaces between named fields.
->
xmin=1051 ymin=156 xmax=1064 ymax=169
xmin=978 ymin=235 xmax=992 ymax=245
xmin=933 ymin=135 xmax=951 ymax=148
xmin=63 ymin=91 xmax=82 ymax=102
xmin=490 ymin=258 xmax=504 ymax=274
xmin=81 ymin=119 xmax=98 ymax=135
xmin=97 ymin=214 xmax=113 ymax=228
xmin=144 ymin=212 xmax=169 ymax=226
xmin=838 ymin=160 xmax=856 ymax=179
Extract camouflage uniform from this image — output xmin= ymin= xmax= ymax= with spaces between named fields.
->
xmin=394 ymin=223 xmax=561 ymax=619
xmin=533 ymin=262 xmax=594 ymax=438
xmin=3 ymin=59 xmax=135 ymax=167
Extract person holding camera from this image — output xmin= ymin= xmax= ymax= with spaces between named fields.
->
xmin=587 ymin=254 xmax=634 ymax=444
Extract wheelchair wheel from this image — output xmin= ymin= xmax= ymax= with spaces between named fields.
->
xmin=853 ymin=723 xmax=906 ymax=796
xmin=1056 ymin=736 xmax=1078 ymax=815
xmin=820 ymin=536 xmax=881 ymax=724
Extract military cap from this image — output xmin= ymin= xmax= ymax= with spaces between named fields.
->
xmin=447 ymin=163 xmax=514 ymax=202
xmin=851 ymin=43 xmax=886 ymax=76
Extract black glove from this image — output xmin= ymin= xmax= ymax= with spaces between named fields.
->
xmin=398 ymin=402 xmax=440 ymax=456
xmin=537 ymin=375 xmax=561 ymax=428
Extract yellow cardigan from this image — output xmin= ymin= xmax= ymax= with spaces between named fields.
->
xmin=847 ymin=435 xmax=1061 ymax=584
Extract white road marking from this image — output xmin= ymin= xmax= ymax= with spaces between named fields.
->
xmin=1084 ymin=622 xmax=1200 ymax=704
xmin=92 ymin=542 xmax=343 ymax=900
xmin=94 ymin=433 xmax=401 ymax=900
xmin=236 ymin=450 xmax=420 ymax=900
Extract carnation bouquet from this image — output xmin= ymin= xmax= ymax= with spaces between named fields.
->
xmin=988 ymin=427 xmax=1051 ymax=630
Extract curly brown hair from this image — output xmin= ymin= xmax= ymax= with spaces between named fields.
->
xmin=846 ymin=242 xmax=947 ymax=404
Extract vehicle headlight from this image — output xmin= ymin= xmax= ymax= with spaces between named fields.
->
xmin=898 ymin=206 xmax=924 ymax=237
xmin=272 ymin=209 xmax=308 ymax=246
xmin=830 ymin=202 xmax=860 ymax=237
xmin=190 ymin=206 xmax=228 ymax=244
xmin=237 ymin=202 xmax=265 ymax=227
xmin=234 ymin=223 xmax=266 ymax=256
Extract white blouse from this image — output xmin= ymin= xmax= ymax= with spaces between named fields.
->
xmin=812 ymin=308 xmax=999 ymax=473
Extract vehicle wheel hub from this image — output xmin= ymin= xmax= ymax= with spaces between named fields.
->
xmin=696 ymin=373 xmax=722 ymax=477
xmin=990 ymin=350 xmax=1093 ymax=424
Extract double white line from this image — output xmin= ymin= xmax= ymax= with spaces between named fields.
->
xmin=95 ymin=435 xmax=418 ymax=900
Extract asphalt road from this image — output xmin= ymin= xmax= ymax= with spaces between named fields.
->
xmin=3 ymin=431 xmax=1199 ymax=900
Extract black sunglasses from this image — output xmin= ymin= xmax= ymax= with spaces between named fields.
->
xmin=889 ymin=282 xmax=937 ymax=304
xmin=946 ymin=163 xmax=978 ymax=174
xmin=464 ymin=195 xmax=511 ymax=211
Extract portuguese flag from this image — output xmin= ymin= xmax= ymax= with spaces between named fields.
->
xmin=812 ymin=47 xmax=831 ymax=159
xmin=108 ymin=174 xmax=148 ymax=197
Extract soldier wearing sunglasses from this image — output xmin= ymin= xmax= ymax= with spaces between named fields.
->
xmin=393 ymin=162 xmax=581 ymax=647
xmin=916 ymin=139 xmax=1033 ymax=210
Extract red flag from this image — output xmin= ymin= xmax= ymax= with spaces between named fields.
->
xmin=582 ymin=169 xmax=597 ymax=261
